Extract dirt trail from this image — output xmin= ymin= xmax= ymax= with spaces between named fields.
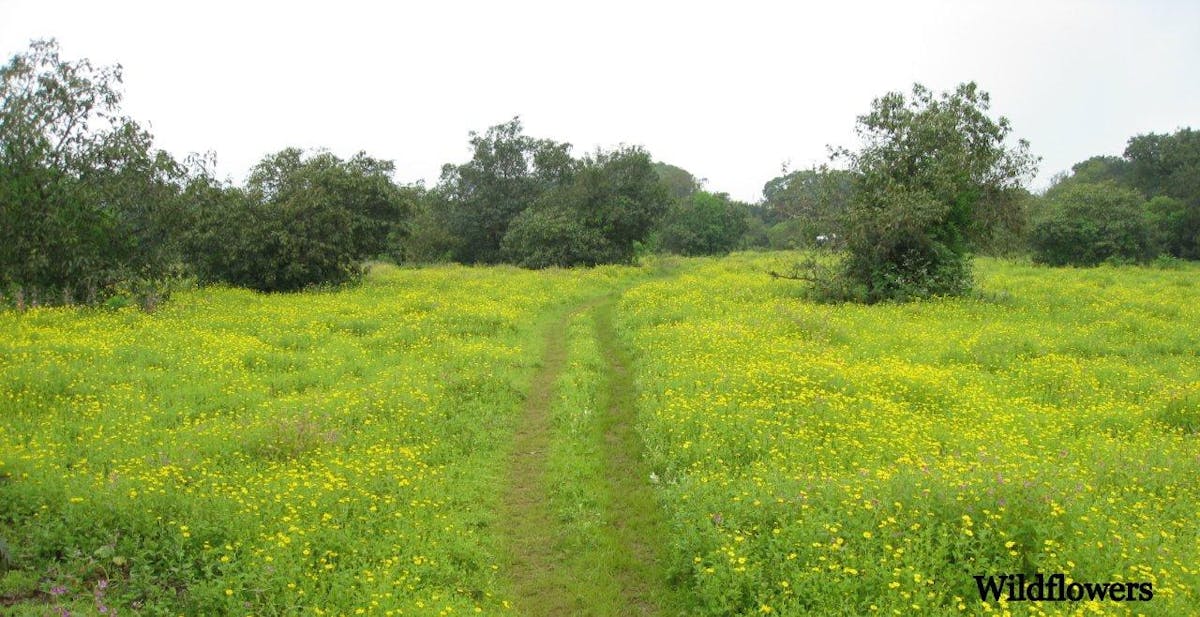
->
xmin=498 ymin=294 xmax=678 ymax=616
xmin=592 ymin=296 xmax=677 ymax=615
xmin=499 ymin=302 xmax=583 ymax=615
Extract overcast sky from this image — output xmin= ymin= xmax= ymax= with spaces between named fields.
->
xmin=2 ymin=0 xmax=1197 ymax=202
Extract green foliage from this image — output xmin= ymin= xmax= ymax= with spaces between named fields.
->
xmin=0 ymin=39 xmax=185 ymax=303
xmin=185 ymin=148 xmax=411 ymax=292
xmin=816 ymin=82 xmax=1037 ymax=303
xmin=1029 ymin=181 xmax=1150 ymax=266
xmin=1145 ymin=194 xmax=1200 ymax=260
xmin=501 ymin=146 xmax=670 ymax=268
xmin=737 ymin=211 xmax=771 ymax=250
xmin=0 ymin=534 xmax=11 ymax=572
xmin=760 ymin=167 xmax=854 ymax=230
xmin=393 ymin=189 xmax=459 ymax=264
xmin=501 ymin=205 xmax=610 ymax=268
xmin=764 ymin=219 xmax=808 ymax=250
xmin=839 ymin=190 xmax=976 ymax=302
xmin=652 ymin=161 xmax=702 ymax=201
xmin=1065 ymin=155 xmax=1132 ymax=186
xmin=658 ymin=191 xmax=749 ymax=256
xmin=1045 ymin=128 xmax=1199 ymax=262
xmin=968 ymin=187 xmax=1035 ymax=256
xmin=436 ymin=117 xmax=575 ymax=264
xmin=1124 ymin=128 xmax=1200 ymax=203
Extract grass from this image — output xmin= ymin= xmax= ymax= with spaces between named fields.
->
xmin=0 ymin=262 xmax=638 ymax=615
xmin=2 ymin=253 xmax=1198 ymax=615
xmin=618 ymin=253 xmax=1200 ymax=615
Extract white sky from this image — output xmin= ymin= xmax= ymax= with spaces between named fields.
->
xmin=2 ymin=0 xmax=1197 ymax=202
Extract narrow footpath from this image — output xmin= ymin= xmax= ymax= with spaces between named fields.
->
xmin=498 ymin=293 xmax=679 ymax=616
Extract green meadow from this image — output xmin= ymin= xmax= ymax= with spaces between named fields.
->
xmin=2 ymin=254 xmax=1198 ymax=616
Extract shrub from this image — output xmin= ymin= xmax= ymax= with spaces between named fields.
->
xmin=501 ymin=205 xmax=612 ymax=268
xmin=659 ymin=191 xmax=749 ymax=256
xmin=500 ymin=146 xmax=669 ymax=268
xmin=839 ymin=190 xmax=975 ymax=302
xmin=185 ymin=149 xmax=409 ymax=292
xmin=1029 ymin=182 xmax=1150 ymax=266
xmin=809 ymin=82 xmax=1037 ymax=303
xmin=0 ymin=40 xmax=185 ymax=303
xmin=1145 ymin=195 xmax=1200 ymax=260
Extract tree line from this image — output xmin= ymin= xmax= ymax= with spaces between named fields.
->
xmin=3 ymin=40 xmax=1197 ymax=307
xmin=1 ymin=41 xmax=753 ymax=305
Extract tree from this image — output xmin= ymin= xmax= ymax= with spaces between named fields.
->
xmin=1124 ymin=129 xmax=1200 ymax=203
xmin=185 ymin=148 xmax=412 ymax=292
xmin=499 ymin=205 xmax=610 ymax=268
xmin=243 ymin=148 xmax=413 ymax=258
xmin=1061 ymin=155 xmax=1132 ymax=187
xmin=1029 ymin=181 xmax=1149 ymax=266
xmin=760 ymin=166 xmax=855 ymax=242
xmin=968 ymin=186 xmax=1034 ymax=256
xmin=813 ymin=82 xmax=1038 ymax=303
xmin=653 ymin=161 xmax=702 ymax=201
xmin=1145 ymin=194 xmax=1200 ymax=260
xmin=659 ymin=191 xmax=749 ymax=256
xmin=0 ymin=39 xmax=184 ymax=302
xmin=392 ymin=187 xmax=460 ymax=264
xmin=435 ymin=117 xmax=575 ymax=263
xmin=762 ymin=167 xmax=854 ymax=225
xmin=1123 ymin=129 xmax=1200 ymax=259
xmin=501 ymin=146 xmax=670 ymax=267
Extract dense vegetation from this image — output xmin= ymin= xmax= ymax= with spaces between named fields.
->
xmin=1030 ymin=130 xmax=1200 ymax=266
xmin=0 ymin=40 xmax=186 ymax=304
xmin=6 ymin=41 xmax=1200 ymax=309
xmin=4 ymin=35 xmax=1200 ymax=617
xmin=0 ymin=262 xmax=639 ymax=614
xmin=619 ymin=253 xmax=1200 ymax=615
xmin=822 ymin=82 xmax=1037 ymax=302
xmin=3 ymin=254 xmax=1197 ymax=614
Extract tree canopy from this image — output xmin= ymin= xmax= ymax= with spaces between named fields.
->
xmin=659 ymin=191 xmax=749 ymax=256
xmin=1039 ymin=128 xmax=1199 ymax=263
xmin=822 ymin=82 xmax=1038 ymax=302
xmin=0 ymin=39 xmax=184 ymax=301
xmin=186 ymin=148 xmax=415 ymax=292
xmin=502 ymin=146 xmax=670 ymax=267
xmin=435 ymin=117 xmax=575 ymax=264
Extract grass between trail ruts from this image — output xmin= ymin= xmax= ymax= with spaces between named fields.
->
xmin=499 ymin=289 xmax=683 ymax=616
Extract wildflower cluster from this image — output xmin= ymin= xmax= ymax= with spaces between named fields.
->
xmin=0 ymin=263 xmax=633 ymax=614
xmin=619 ymin=253 xmax=1200 ymax=615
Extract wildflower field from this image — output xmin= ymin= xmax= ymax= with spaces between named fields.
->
xmin=619 ymin=254 xmax=1200 ymax=615
xmin=0 ymin=263 xmax=637 ymax=615
xmin=2 ymin=254 xmax=1199 ymax=616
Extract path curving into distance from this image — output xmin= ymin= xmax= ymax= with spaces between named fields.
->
xmin=498 ymin=292 xmax=680 ymax=616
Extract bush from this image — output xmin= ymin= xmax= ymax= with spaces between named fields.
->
xmin=393 ymin=192 xmax=460 ymax=264
xmin=838 ymin=190 xmax=974 ymax=302
xmin=436 ymin=117 xmax=575 ymax=264
xmin=501 ymin=205 xmax=612 ymax=268
xmin=1029 ymin=182 xmax=1150 ymax=266
xmin=738 ymin=214 xmax=771 ymax=250
xmin=186 ymin=182 xmax=363 ymax=292
xmin=765 ymin=219 xmax=811 ymax=250
xmin=185 ymin=149 xmax=408 ymax=292
xmin=0 ymin=40 xmax=185 ymax=304
xmin=807 ymin=82 xmax=1036 ymax=303
xmin=659 ymin=191 xmax=749 ymax=256
xmin=1145 ymin=195 xmax=1200 ymax=260
xmin=499 ymin=146 xmax=669 ymax=268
